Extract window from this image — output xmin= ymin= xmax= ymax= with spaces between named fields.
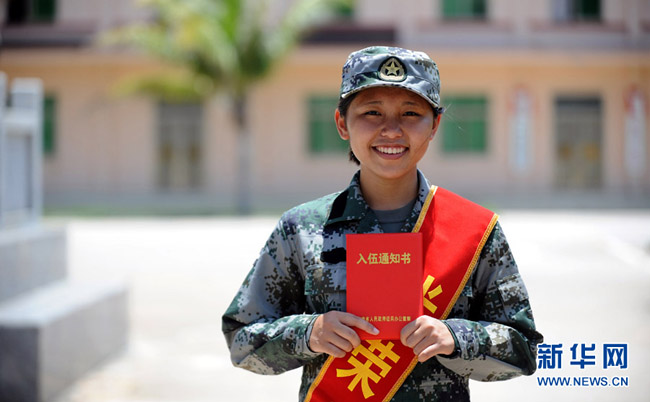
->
xmin=553 ymin=0 xmax=601 ymax=22
xmin=7 ymin=0 xmax=57 ymax=24
xmin=442 ymin=0 xmax=487 ymax=20
xmin=308 ymin=95 xmax=347 ymax=154
xmin=42 ymin=95 xmax=56 ymax=155
xmin=440 ymin=96 xmax=488 ymax=153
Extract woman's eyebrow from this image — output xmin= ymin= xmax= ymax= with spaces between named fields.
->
xmin=358 ymin=100 xmax=383 ymax=106
xmin=358 ymin=100 xmax=422 ymax=106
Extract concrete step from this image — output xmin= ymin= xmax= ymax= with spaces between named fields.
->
xmin=0 ymin=279 xmax=128 ymax=402
xmin=0 ymin=225 xmax=67 ymax=303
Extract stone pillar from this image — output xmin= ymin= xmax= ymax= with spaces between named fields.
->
xmin=0 ymin=74 xmax=43 ymax=228
xmin=0 ymin=72 xmax=6 ymax=228
xmin=0 ymin=73 xmax=129 ymax=402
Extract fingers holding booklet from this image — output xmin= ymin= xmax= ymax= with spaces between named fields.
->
xmin=308 ymin=310 xmax=454 ymax=363
xmin=400 ymin=315 xmax=456 ymax=362
xmin=308 ymin=311 xmax=380 ymax=358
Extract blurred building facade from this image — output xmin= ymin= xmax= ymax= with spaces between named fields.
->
xmin=0 ymin=0 xmax=649 ymax=212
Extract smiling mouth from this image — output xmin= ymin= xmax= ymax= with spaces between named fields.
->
xmin=375 ymin=146 xmax=407 ymax=156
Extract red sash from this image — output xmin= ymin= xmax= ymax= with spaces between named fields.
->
xmin=304 ymin=186 xmax=498 ymax=402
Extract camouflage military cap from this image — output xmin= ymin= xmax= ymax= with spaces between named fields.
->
xmin=340 ymin=46 xmax=441 ymax=108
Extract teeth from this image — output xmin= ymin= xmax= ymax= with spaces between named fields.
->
xmin=376 ymin=146 xmax=405 ymax=155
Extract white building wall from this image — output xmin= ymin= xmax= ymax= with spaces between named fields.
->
xmin=1 ymin=0 xmax=648 ymax=209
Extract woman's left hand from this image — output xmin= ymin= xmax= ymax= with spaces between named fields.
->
xmin=400 ymin=316 xmax=456 ymax=362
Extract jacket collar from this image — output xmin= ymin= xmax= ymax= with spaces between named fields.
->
xmin=325 ymin=169 xmax=432 ymax=233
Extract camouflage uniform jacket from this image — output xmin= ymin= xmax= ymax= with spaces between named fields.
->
xmin=222 ymin=170 xmax=543 ymax=401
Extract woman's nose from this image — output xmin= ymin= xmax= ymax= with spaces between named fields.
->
xmin=381 ymin=117 xmax=403 ymax=138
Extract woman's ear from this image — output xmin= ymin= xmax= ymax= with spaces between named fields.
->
xmin=429 ymin=113 xmax=442 ymax=141
xmin=335 ymin=109 xmax=350 ymax=140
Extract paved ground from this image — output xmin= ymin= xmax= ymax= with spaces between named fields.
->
xmin=51 ymin=211 xmax=650 ymax=402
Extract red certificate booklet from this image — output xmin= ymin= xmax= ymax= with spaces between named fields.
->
xmin=346 ymin=232 xmax=423 ymax=340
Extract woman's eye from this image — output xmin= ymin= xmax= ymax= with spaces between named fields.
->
xmin=404 ymin=111 xmax=420 ymax=116
xmin=364 ymin=110 xmax=380 ymax=116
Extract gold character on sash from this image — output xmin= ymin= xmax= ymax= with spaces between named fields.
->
xmin=336 ymin=340 xmax=401 ymax=399
xmin=423 ymin=275 xmax=443 ymax=315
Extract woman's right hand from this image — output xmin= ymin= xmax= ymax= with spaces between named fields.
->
xmin=308 ymin=311 xmax=379 ymax=358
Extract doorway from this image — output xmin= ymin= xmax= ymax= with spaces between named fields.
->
xmin=554 ymin=97 xmax=603 ymax=189
xmin=157 ymin=101 xmax=203 ymax=191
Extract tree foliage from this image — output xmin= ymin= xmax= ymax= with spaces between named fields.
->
xmin=103 ymin=0 xmax=350 ymax=102
xmin=103 ymin=0 xmax=351 ymax=213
